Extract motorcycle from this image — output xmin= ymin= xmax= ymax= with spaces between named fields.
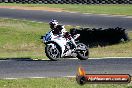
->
xmin=41 ymin=30 xmax=89 ymax=61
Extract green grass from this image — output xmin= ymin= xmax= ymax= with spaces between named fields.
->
xmin=43 ymin=4 xmax=132 ymax=16
xmin=0 ymin=18 xmax=132 ymax=59
xmin=0 ymin=3 xmax=132 ymax=15
xmin=0 ymin=18 xmax=47 ymax=59
xmin=0 ymin=78 xmax=132 ymax=88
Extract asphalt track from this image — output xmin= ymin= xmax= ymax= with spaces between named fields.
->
xmin=0 ymin=8 xmax=132 ymax=30
xmin=0 ymin=9 xmax=132 ymax=78
xmin=0 ymin=58 xmax=132 ymax=78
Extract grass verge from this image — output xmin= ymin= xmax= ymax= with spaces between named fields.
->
xmin=0 ymin=3 xmax=132 ymax=16
xmin=0 ymin=78 xmax=132 ymax=88
xmin=0 ymin=18 xmax=132 ymax=59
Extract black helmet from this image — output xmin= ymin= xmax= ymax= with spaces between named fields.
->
xmin=49 ymin=19 xmax=58 ymax=26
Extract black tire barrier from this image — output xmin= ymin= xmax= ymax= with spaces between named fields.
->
xmin=70 ymin=27 xmax=130 ymax=48
xmin=1 ymin=0 xmax=132 ymax=4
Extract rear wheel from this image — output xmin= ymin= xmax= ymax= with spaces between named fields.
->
xmin=76 ymin=43 xmax=89 ymax=60
xmin=122 ymin=31 xmax=130 ymax=41
xmin=45 ymin=44 xmax=61 ymax=61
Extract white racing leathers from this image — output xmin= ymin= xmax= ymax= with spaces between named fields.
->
xmin=59 ymin=25 xmax=77 ymax=49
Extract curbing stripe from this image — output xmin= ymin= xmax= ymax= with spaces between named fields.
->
xmin=0 ymin=57 xmax=132 ymax=61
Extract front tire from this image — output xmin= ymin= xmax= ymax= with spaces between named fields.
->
xmin=45 ymin=44 xmax=61 ymax=61
xmin=76 ymin=43 xmax=89 ymax=60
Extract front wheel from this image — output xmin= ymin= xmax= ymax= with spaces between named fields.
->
xmin=76 ymin=43 xmax=89 ymax=60
xmin=45 ymin=44 xmax=61 ymax=61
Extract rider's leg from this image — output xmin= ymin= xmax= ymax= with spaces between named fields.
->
xmin=70 ymin=37 xmax=77 ymax=49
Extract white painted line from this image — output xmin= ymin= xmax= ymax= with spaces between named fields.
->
xmin=68 ymin=12 xmax=78 ymax=13
xmin=124 ymin=16 xmax=132 ymax=19
xmin=2 ymin=76 xmax=76 ymax=79
xmin=83 ymin=13 xmax=93 ymax=15
xmin=64 ymin=76 xmax=76 ymax=78
xmin=89 ymin=57 xmax=132 ymax=59
xmin=3 ymin=78 xmax=18 ymax=80
xmin=83 ymin=13 xmax=132 ymax=18
xmin=30 ymin=77 xmax=46 ymax=79
xmin=1 ymin=18 xmax=44 ymax=24
xmin=103 ymin=57 xmax=132 ymax=59
xmin=0 ymin=57 xmax=132 ymax=62
xmin=64 ymin=57 xmax=132 ymax=60
xmin=3 ymin=77 xmax=46 ymax=79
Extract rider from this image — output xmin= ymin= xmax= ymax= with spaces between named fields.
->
xmin=49 ymin=19 xmax=77 ymax=49
xmin=49 ymin=19 xmax=58 ymax=32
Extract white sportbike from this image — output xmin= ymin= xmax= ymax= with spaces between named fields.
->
xmin=41 ymin=30 xmax=89 ymax=61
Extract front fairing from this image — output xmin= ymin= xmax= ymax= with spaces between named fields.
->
xmin=43 ymin=31 xmax=53 ymax=43
xmin=43 ymin=31 xmax=67 ymax=57
xmin=52 ymin=36 xmax=67 ymax=55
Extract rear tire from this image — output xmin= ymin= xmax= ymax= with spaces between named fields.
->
xmin=123 ymin=31 xmax=130 ymax=41
xmin=76 ymin=43 xmax=89 ymax=60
